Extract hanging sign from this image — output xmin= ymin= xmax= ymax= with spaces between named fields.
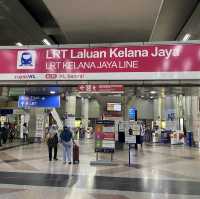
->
xmin=0 ymin=44 xmax=199 ymax=80
xmin=18 ymin=96 xmax=60 ymax=108
xmin=78 ymin=84 xmax=124 ymax=93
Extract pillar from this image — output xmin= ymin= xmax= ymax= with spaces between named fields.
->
xmin=176 ymin=94 xmax=184 ymax=130
xmin=81 ymin=98 xmax=89 ymax=129
xmin=184 ymin=96 xmax=192 ymax=131
xmin=65 ymin=95 xmax=76 ymax=128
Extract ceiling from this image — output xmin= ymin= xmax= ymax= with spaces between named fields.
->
xmin=0 ymin=0 xmax=199 ymax=45
xmin=134 ymin=87 xmax=200 ymax=100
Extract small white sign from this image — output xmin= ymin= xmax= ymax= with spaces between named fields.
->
xmin=103 ymin=126 xmax=115 ymax=133
xmin=125 ymin=135 xmax=136 ymax=144
xmin=102 ymin=140 xmax=115 ymax=148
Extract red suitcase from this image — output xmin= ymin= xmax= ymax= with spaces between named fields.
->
xmin=73 ymin=143 xmax=79 ymax=164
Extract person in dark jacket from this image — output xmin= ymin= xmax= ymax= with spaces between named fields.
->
xmin=60 ymin=126 xmax=73 ymax=164
xmin=46 ymin=125 xmax=58 ymax=161
xmin=2 ymin=123 xmax=9 ymax=144
xmin=0 ymin=127 xmax=2 ymax=146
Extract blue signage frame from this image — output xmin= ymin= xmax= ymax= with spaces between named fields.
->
xmin=18 ymin=96 xmax=60 ymax=108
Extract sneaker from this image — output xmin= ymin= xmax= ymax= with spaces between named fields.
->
xmin=63 ymin=161 xmax=66 ymax=164
xmin=68 ymin=162 xmax=72 ymax=165
xmin=54 ymin=158 xmax=58 ymax=161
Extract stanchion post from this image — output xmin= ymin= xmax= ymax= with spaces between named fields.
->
xmin=128 ymin=144 xmax=131 ymax=167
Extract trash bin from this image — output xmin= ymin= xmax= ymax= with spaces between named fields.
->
xmin=186 ymin=131 xmax=193 ymax=147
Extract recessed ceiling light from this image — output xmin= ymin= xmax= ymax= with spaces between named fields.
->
xmin=50 ymin=90 xmax=56 ymax=94
xmin=150 ymin=96 xmax=154 ymax=99
xmin=182 ymin=33 xmax=191 ymax=41
xmin=150 ymin=91 xmax=157 ymax=94
xmin=16 ymin=42 xmax=23 ymax=46
xmin=42 ymin=38 xmax=51 ymax=46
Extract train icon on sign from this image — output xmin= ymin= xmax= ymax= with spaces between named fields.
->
xmin=17 ymin=50 xmax=36 ymax=69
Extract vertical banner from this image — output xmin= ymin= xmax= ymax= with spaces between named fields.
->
xmin=95 ymin=120 xmax=115 ymax=153
xmin=35 ymin=114 xmax=45 ymax=138
xmin=165 ymin=109 xmax=177 ymax=130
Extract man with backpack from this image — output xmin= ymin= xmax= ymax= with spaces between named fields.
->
xmin=60 ymin=126 xmax=73 ymax=164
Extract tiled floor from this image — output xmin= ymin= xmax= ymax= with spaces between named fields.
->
xmin=0 ymin=139 xmax=200 ymax=198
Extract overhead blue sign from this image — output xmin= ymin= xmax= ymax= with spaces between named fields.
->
xmin=0 ymin=109 xmax=13 ymax=115
xmin=18 ymin=96 xmax=60 ymax=108
xmin=128 ymin=107 xmax=137 ymax=121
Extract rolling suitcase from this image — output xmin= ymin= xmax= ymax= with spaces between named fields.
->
xmin=73 ymin=143 xmax=79 ymax=164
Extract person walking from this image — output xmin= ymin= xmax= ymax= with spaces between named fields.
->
xmin=23 ymin=123 xmax=29 ymax=143
xmin=46 ymin=124 xmax=58 ymax=161
xmin=60 ymin=126 xmax=73 ymax=164
xmin=9 ymin=124 xmax=16 ymax=143
xmin=140 ymin=123 xmax=145 ymax=148
xmin=2 ymin=123 xmax=9 ymax=144
xmin=0 ymin=126 xmax=2 ymax=147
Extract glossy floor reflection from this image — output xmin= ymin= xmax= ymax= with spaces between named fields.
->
xmin=1 ymin=140 xmax=200 ymax=198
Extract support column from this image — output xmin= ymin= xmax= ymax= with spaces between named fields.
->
xmin=158 ymin=97 xmax=163 ymax=128
xmin=176 ymin=94 xmax=184 ymax=130
xmin=65 ymin=95 xmax=76 ymax=128
xmin=81 ymin=98 xmax=89 ymax=129
xmin=184 ymin=96 xmax=192 ymax=131
xmin=2 ymin=87 xmax=9 ymax=97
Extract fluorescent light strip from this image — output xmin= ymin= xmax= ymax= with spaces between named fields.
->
xmin=182 ymin=33 xmax=191 ymax=41
xmin=16 ymin=42 xmax=23 ymax=46
xmin=50 ymin=91 xmax=56 ymax=94
xmin=42 ymin=38 xmax=51 ymax=46
xmin=150 ymin=91 xmax=157 ymax=94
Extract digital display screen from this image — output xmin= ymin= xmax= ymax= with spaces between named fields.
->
xmin=107 ymin=103 xmax=121 ymax=112
xmin=128 ymin=107 xmax=137 ymax=121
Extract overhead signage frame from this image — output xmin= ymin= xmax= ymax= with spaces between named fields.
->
xmin=0 ymin=43 xmax=199 ymax=81
xmin=18 ymin=96 xmax=60 ymax=108
xmin=77 ymin=84 xmax=124 ymax=93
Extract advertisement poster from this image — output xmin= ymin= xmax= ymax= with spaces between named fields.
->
xmin=166 ymin=109 xmax=177 ymax=130
xmin=119 ymin=121 xmax=140 ymax=144
xmin=95 ymin=120 xmax=115 ymax=153
xmin=35 ymin=114 xmax=45 ymax=138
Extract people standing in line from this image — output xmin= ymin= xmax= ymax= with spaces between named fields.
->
xmin=60 ymin=126 xmax=73 ymax=164
xmin=22 ymin=123 xmax=29 ymax=143
xmin=140 ymin=122 xmax=145 ymax=148
xmin=46 ymin=124 xmax=58 ymax=161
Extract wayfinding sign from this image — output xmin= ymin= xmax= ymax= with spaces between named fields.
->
xmin=18 ymin=96 xmax=60 ymax=108
xmin=78 ymin=84 xmax=124 ymax=93
xmin=0 ymin=43 xmax=199 ymax=80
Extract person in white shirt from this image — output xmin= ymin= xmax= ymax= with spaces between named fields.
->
xmin=46 ymin=124 xmax=58 ymax=161
xmin=23 ymin=123 xmax=28 ymax=143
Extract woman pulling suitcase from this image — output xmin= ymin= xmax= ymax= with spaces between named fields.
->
xmin=60 ymin=126 xmax=79 ymax=164
xmin=60 ymin=126 xmax=73 ymax=164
